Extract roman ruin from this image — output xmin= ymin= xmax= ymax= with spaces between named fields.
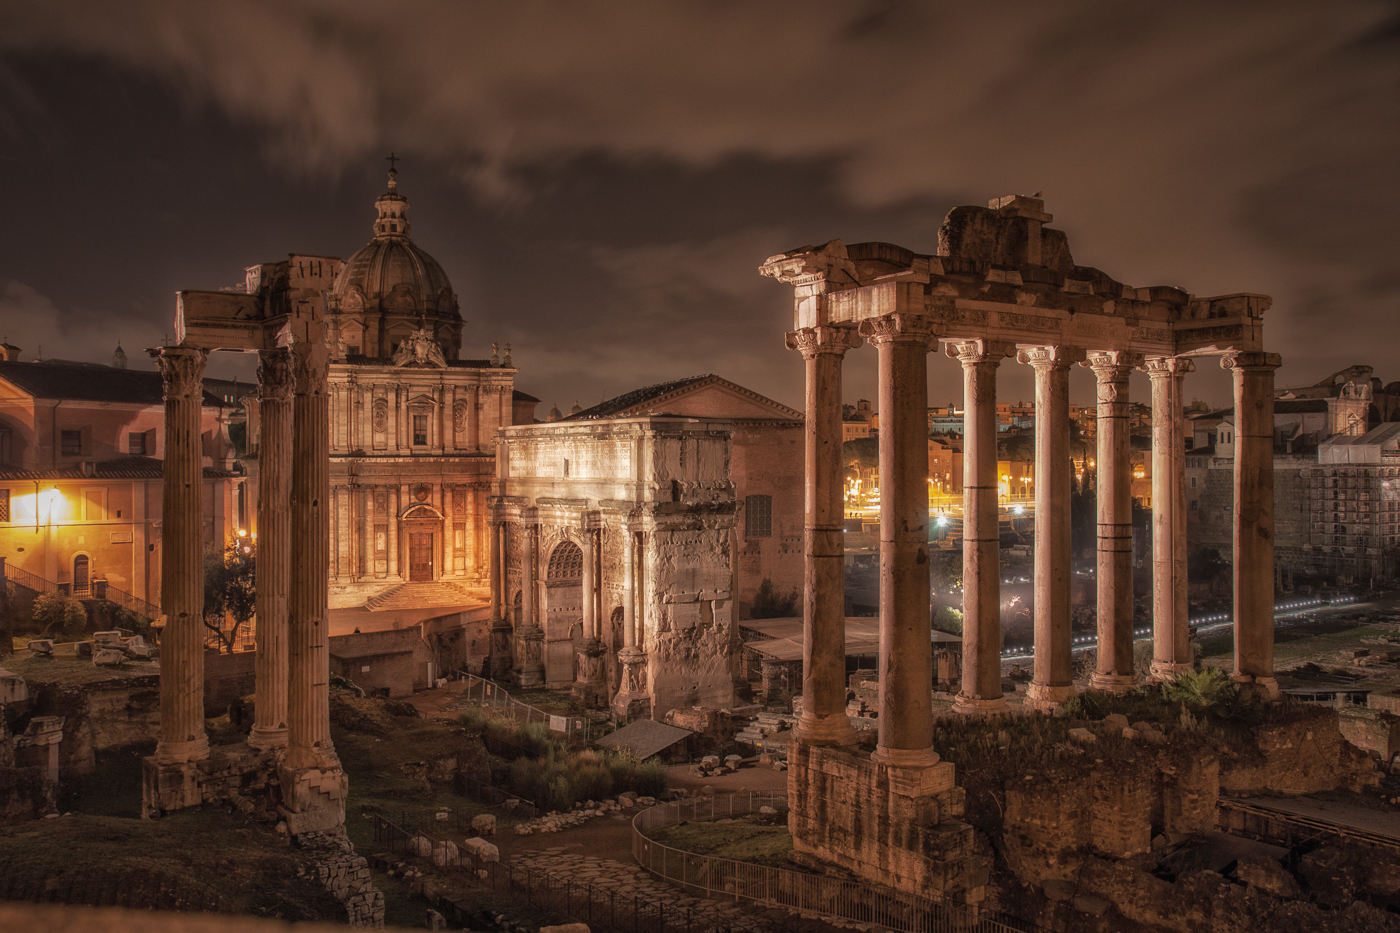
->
xmin=761 ymin=194 xmax=1281 ymax=900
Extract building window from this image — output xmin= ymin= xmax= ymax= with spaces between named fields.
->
xmin=128 ymin=432 xmax=146 ymax=455
xmin=1190 ymin=476 xmax=1197 ymax=488
xmin=745 ymin=494 xmax=772 ymax=538
xmin=413 ymin=414 xmax=428 ymax=446
xmin=0 ymin=489 xmax=8 ymax=522
xmin=61 ymin=430 xmax=82 ymax=456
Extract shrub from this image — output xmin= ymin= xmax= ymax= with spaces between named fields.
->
xmin=1160 ymin=668 xmax=1236 ymax=710
xmin=932 ymin=606 xmax=963 ymax=636
xmin=751 ymin=578 xmax=799 ymax=619
xmin=32 ymin=592 xmax=88 ymax=637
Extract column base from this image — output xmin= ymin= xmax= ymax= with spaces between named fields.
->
xmin=952 ymin=694 xmax=1007 ymax=716
xmin=611 ymin=692 xmax=652 ymax=723
xmin=278 ymin=760 xmax=348 ymax=835
xmin=1149 ymin=661 xmax=1195 ymax=682
xmin=141 ymin=758 xmax=203 ymax=816
xmin=1089 ymin=673 xmax=1136 ymax=695
xmin=246 ymin=727 xmax=289 ymax=751
xmin=516 ymin=627 xmax=545 ymax=688
xmin=794 ymin=710 xmax=860 ymax=748
xmin=153 ymin=736 xmax=210 ymax=766
xmin=871 ymin=745 xmax=941 ymax=768
xmin=1231 ymin=674 xmax=1280 ymax=701
xmin=1023 ymin=683 xmax=1075 ymax=713
xmin=571 ymin=640 xmax=610 ymax=711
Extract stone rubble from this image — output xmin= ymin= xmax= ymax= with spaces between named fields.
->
xmin=294 ymin=830 xmax=385 ymax=928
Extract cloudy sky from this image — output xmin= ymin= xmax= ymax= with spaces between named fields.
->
xmin=1 ymin=1 xmax=1396 ymax=413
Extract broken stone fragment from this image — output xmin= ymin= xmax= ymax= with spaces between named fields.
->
xmin=1069 ymin=728 xmax=1097 ymax=744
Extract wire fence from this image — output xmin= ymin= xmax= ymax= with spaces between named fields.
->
xmin=448 ymin=669 xmax=604 ymax=745
xmin=633 ymin=794 xmax=1038 ymax=933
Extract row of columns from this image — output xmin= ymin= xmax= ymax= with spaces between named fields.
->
xmin=790 ymin=319 xmax=1281 ymax=764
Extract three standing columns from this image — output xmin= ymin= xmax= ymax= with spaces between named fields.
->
xmin=1225 ymin=351 xmax=1283 ymax=697
xmin=1021 ymin=346 xmax=1083 ymax=712
xmin=1144 ymin=357 xmax=1194 ymax=678
xmin=1087 ymin=351 xmax=1141 ymax=694
xmin=951 ymin=339 xmax=1014 ymax=716
xmin=248 ymin=348 xmax=292 ymax=750
xmin=861 ymin=315 xmax=940 ymax=764
xmin=786 ymin=325 xmax=861 ymax=747
xmin=150 ymin=346 xmax=212 ymax=765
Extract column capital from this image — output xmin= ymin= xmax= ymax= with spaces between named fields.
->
xmin=857 ymin=313 xmax=941 ymax=347
xmin=148 ymin=346 xmax=209 ymax=400
xmin=256 ymin=347 xmax=295 ymax=401
xmin=785 ymin=325 xmax=862 ymax=358
xmin=1016 ymin=345 xmax=1086 ymax=370
xmin=1221 ymin=351 xmax=1282 ymax=372
xmin=1141 ymin=356 xmax=1196 ymax=378
xmin=946 ymin=338 xmax=1015 ymax=365
xmin=1084 ymin=350 xmax=1144 ymax=381
xmin=290 ymin=340 xmax=329 ymax=396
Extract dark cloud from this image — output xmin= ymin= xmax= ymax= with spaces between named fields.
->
xmin=0 ymin=0 xmax=1395 ymax=407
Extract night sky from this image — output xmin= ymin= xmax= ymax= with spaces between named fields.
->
xmin=1 ymin=1 xmax=1396 ymax=414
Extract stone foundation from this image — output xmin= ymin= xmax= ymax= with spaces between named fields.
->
xmin=279 ymin=761 xmax=349 ymax=835
xmin=141 ymin=742 xmax=280 ymax=818
xmin=296 ymin=830 xmax=385 ymax=928
xmin=787 ymin=744 xmax=991 ymax=904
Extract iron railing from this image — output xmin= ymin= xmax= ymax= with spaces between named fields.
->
xmin=448 ymin=670 xmax=602 ymax=745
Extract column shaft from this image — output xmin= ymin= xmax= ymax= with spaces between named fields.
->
xmin=785 ymin=326 xmax=861 ymax=747
xmin=489 ymin=519 xmax=503 ymax=618
xmin=582 ymin=527 xmax=597 ymax=640
xmin=1227 ymin=352 xmax=1282 ymax=695
xmin=387 ymin=485 xmax=399 ymax=579
xmin=522 ymin=524 xmax=537 ymax=629
xmin=1021 ymin=347 xmax=1081 ymax=711
xmin=951 ymin=340 xmax=1012 ymax=715
xmin=1087 ymin=352 xmax=1141 ymax=693
xmin=1145 ymin=358 xmax=1194 ymax=677
xmin=622 ymin=527 xmax=636 ymax=647
xmin=150 ymin=347 xmax=210 ymax=765
xmin=249 ymin=348 xmax=292 ymax=750
xmin=862 ymin=315 xmax=938 ymax=762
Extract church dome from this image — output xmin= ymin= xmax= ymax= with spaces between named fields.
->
xmin=328 ymin=165 xmax=463 ymax=360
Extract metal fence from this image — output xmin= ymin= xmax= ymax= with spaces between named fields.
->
xmin=632 ymin=794 xmax=1037 ymax=933
xmin=448 ymin=670 xmax=603 ymax=744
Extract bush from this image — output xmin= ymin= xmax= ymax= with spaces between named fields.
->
xmin=933 ymin=606 xmax=963 ymax=636
xmin=1160 ymin=668 xmax=1236 ymax=710
xmin=32 ymin=592 xmax=88 ymax=637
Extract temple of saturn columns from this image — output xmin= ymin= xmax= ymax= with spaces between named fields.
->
xmin=760 ymin=194 xmax=1279 ymax=900
xmin=142 ymin=258 xmax=346 ymax=834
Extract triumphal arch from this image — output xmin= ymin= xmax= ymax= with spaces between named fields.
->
xmin=761 ymin=195 xmax=1279 ymax=900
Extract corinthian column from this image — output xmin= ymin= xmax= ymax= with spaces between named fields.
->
xmin=285 ymin=339 xmax=336 ymax=771
xmin=248 ymin=347 xmax=292 ymax=750
xmin=1020 ymin=346 xmax=1084 ymax=712
xmin=517 ymin=518 xmax=545 ymax=687
xmin=951 ymin=339 xmax=1014 ymax=716
xmin=860 ymin=314 xmax=939 ymax=764
xmin=1224 ymin=351 xmax=1282 ymax=698
xmin=1086 ymin=351 xmax=1142 ymax=694
xmin=150 ymin=346 xmax=210 ymax=765
xmin=1143 ymin=357 xmax=1195 ymax=679
xmin=784 ymin=325 xmax=862 ymax=748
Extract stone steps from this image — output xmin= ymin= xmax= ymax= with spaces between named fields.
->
xmin=364 ymin=581 xmax=478 ymax=612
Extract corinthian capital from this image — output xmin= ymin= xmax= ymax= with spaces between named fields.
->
xmin=257 ymin=347 xmax=294 ymax=401
xmin=784 ymin=325 xmax=863 ymax=359
xmin=149 ymin=347 xmax=209 ymax=401
xmin=290 ymin=340 xmax=329 ymax=396
xmin=946 ymin=339 xmax=1015 ymax=366
xmin=857 ymin=313 xmax=941 ymax=346
xmin=1016 ymin=345 xmax=1086 ymax=370
xmin=1140 ymin=356 xmax=1196 ymax=378
xmin=1084 ymin=350 xmax=1144 ymax=382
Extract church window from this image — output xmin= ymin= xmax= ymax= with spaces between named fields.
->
xmin=0 ymin=489 xmax=8 ymax=522
xmin=413 ymin=415 xmax=428 ymax=446
xmin=348 ymin=345 xmax=360 ymax=356
xmin=746 ymin=494 xmax=773 ymax=538
xmin=128 ymin=432 xmax=146 ymax=455
xmin=61 ymin=430 xmax=82 ymax=456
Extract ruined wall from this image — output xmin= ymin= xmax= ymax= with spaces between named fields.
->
xmin=330 ymin=628 xmax=433 ymax=698
xmin=26 ymin=677 xmax=160 ymax=777
xmin=730 ymin=423 xmax=803 ymax=620
xmin=1219 ymin=709 xmax=1378 ymax=794
xmin=0 ymin=766 xmax=53 ymax=826
xmin=1190 ymin=462 xmax=1234 ymax=551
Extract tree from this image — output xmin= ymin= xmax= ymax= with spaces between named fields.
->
xmin=932 ymin=606 xmax=963 ymax=636
xmin=843 ymin=437 xmax=880 ymax=481
xmin=32 ymin=591 xmax=88 ymax=637
xmin=204 ymin=540 xmax=257 ymax=654
xmin=750 ymin=578 xmax=799 ymax=619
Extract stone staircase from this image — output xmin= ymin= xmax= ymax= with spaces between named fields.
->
xmin=364 ymin=581 xmax=480 ymax=612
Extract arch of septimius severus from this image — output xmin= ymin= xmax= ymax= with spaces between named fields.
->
xmin=762 ymin=195 xmax=1279 ymax=898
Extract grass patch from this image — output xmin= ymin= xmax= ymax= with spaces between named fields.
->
xmin=2 ymin=652 xmax=158 ymax=685
xmin=649 ymin=812 xmax=795 ymax=869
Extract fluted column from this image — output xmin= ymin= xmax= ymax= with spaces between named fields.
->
xmin=1225 ymin=351 xmax=1282 ymax=697
xmin=1086 ymin=351 xmax=1142 ymax=694
xmin=248 ymin=347 xmax=292 ymax=750
xmin=489 ymin=519 xmax=503 ymax=618
xmin=612 ymin=522 xmax=649 ymax=720
xmin=1020 ymin=346 xmax=1083 ymax=712
xmin=622 ymin=527 xmax=636 ymax=649
xmin=518 ymin=518 xmax=545 ymax=686
xmin=285 ymin=339 xmax=336 ymax=771
xmin=785 ymin=325 xmax=862 ymax=748
xmin=573 ymin=519 xmax=608 ymax=708
xmin=951 ymin=339 xmax=1014 ymax=715
xmin=150 ymin=346 xmax=210 ymax=765
xmin=861 ymin=314 xmax=938 ymax=763
xmin=1144 ymin=357 xmax=1195 ymax=679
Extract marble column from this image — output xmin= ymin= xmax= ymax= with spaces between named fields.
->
xmin=518 ymin=519 xmax=545 ymax=686
xmin=488 ymin=519 xmax=512 ymax=679
xmin=613 ymin=523 xmax=649 ymax=720
xmin=1020 ymin=346 xmax=1083 ymax=712
xmin=573 ymin=521 xmax=608 ymax=708
xmin=861 ymin=315 xmax=938 ymax=763
xmin=1086 ymin=351 xmax=1142 ymax=694
xmin=951 ymin=339 xmax=1014 ymax=715
xmin=248 ymin=347 xmax=292 ymax=750
xmin=285 ymin=339 xmax=337 ymax=772
xmin=1144 ymin=357 xmax=1195 ymax=679
xmin=149 ymin=346 xmax=210 ymax=765
xmin=785 ymin=325 xmax=862 ymax=748
xmin=387 ymin=485 xmax=400 ymax=579
xmin=1225 ymin=351 xmax=1282 ymax=697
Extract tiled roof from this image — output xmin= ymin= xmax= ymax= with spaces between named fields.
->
xmin=513 ymin=389 xmax=540 ymax=403
xmin=0 ymin=457 xmax=240 ymax=481
xmin=0 ymin=361 xmax=223 ymax=406
xmin=567 ymin=375 xmax=714 ymax=420
xmin=594 ymin=719 xmax=693 ymax=760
